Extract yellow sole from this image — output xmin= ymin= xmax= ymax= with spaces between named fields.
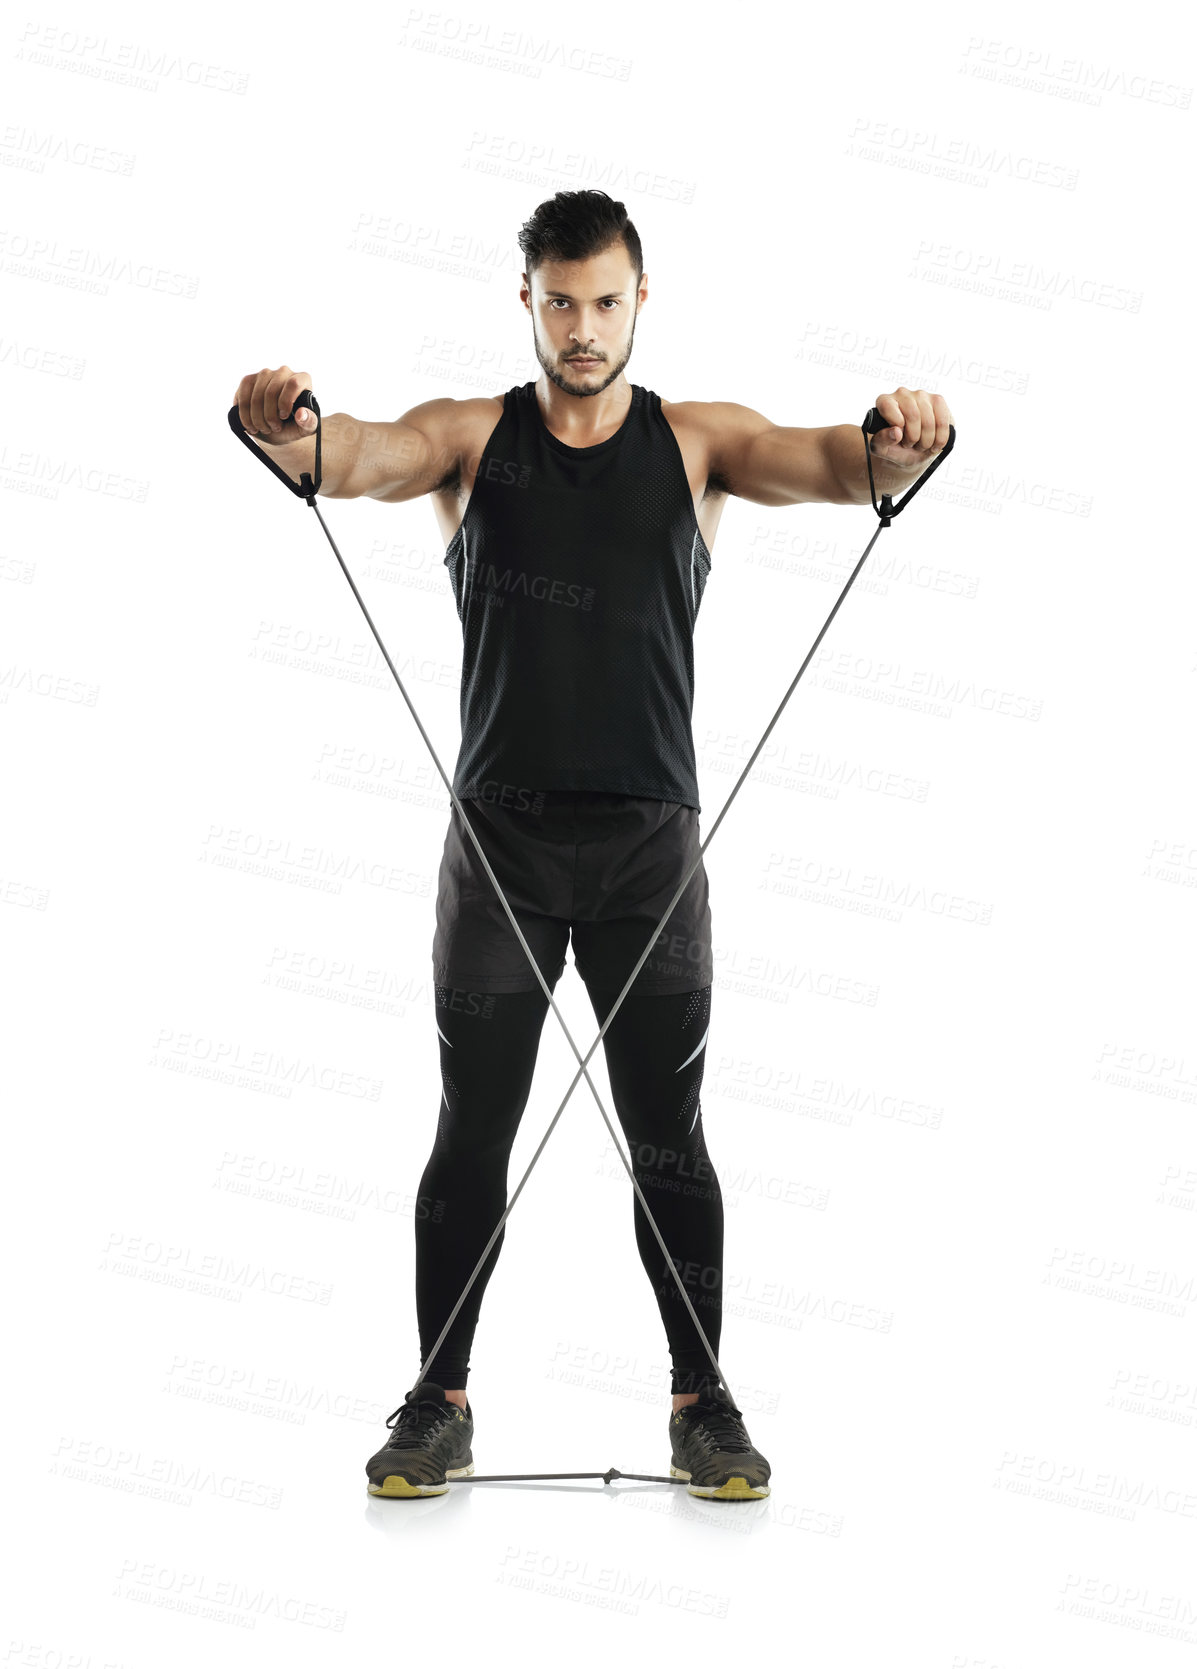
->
xmin=670 ymin=1465 xmax=770 ymax=1500
xmin=368 ymin=1463 xmax=474 ymax=1498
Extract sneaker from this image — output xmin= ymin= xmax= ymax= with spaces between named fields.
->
xmin=669 ymin=1385 xmax=771 ymax=1500
xmin=365 ymin=1381 xmax=475 ymax=1497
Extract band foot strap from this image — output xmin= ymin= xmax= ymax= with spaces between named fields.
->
xmin=451 ymin=1467 xmax=687 ymax=1486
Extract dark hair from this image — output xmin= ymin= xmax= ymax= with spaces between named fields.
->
xmin=518 ymin=190 xmax=643 ymax=289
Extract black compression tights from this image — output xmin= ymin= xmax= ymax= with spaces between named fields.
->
xmin=415 ymin=982 xmax=723 ymax=1398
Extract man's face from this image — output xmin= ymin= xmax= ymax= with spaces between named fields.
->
xmin=522 ymin=241 xmax=646 ymax=398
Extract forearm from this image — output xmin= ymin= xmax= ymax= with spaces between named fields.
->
xmin=826 ymin=422 xmax=933 ymax=506
xmin=247 ymin=411 xmax=355 ymax=496
xmin=251 ymin=414 xmax=440 ymax=501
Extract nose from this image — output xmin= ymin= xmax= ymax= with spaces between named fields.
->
xmin=568 ymin=309 xmax=605 ymax=346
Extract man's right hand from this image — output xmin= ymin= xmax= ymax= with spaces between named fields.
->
xmin=230 ymin=371 xmax=486 ymax=503
xmin=234 ymin=365 xmax=318 ymax=447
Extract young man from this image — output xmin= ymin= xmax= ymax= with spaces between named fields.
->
xmin=233 ymin=190 xmax=952 ymax=1502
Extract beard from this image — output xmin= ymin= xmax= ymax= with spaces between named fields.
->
xmin=532 ymin=310 xmax=637 ymax=397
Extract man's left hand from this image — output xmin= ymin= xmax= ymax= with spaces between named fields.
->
xmin=869 ymin=387 xmax=954 ymax=470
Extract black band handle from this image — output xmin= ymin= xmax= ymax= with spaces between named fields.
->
xmin=227 ymin=388 xmax=322 ymax=501
xmin=861 ymin=405 xmax=955 ymax=524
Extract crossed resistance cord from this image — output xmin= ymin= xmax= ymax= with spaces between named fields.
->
xmin=228 ymin=392 xmax=955 ymax=1487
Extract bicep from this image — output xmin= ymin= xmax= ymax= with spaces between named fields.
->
xmin=336 ymin=398 xmax=468 ymax=503
xmin=709 ymin=403 xmax=848 ymax=507
xmin=364 ymin=399 xmax=459 ymax=502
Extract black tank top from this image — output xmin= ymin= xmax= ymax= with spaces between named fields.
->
xmin=443 ymin=381 xmax=712 ymax=811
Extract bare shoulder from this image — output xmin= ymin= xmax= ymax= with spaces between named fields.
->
xmin=661 ymin=398 xmax=773 ymax=441
xmin=397 ymin=392 xmax=506 ymax=497
xmin=659 ymin=396 xmax=713 ymax=441
xmin=660 ymin=397 xmax=769 ymax=424
xmin=399 ymin=392 xmax=505 ymax=454
xmin=659 ymin=397 xmax=773 ymax=497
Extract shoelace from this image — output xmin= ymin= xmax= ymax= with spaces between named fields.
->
xmin=384 ymin=1397 xmax=452 ymax=1450
xmin=685 ymin=1399 xmax=752 ymax=1453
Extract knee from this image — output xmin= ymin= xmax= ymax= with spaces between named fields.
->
xmin=628 ymin=1137 xmax=715 ymax=1190
xmin=434 ymin=1100 xmax=522 ymax=1163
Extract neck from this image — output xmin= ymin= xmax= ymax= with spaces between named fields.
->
xmin=534 ymin=373 xmax=632 ymax=443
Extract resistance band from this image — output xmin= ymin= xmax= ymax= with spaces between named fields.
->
xmin=228 ymin=390 xmax=955 ymax=1482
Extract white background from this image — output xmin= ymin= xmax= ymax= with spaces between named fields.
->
xmin=2 ymin=0 xmax=1194 ymax=1662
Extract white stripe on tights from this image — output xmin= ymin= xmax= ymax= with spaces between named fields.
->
xmin=675 ymin=1025 xmax=708 ymax=1072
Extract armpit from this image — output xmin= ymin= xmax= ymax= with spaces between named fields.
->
xmin=430 ymin=459 xmax=465 ymax=500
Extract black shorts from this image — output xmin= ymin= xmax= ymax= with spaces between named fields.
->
xmin=431 ymin=790 xmax=714 ymax=997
